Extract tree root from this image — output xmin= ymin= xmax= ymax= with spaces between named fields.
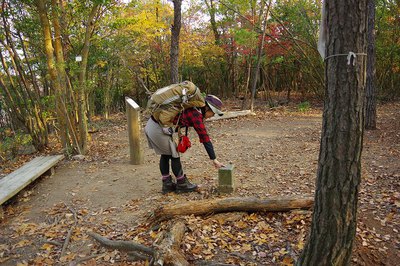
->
xmin=87 ymin=231 xmax=154 ymax=255
xmin=88 ymin=220 xmax=189 ymax=265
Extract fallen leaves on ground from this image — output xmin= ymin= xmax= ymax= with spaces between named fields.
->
xmin=1 ymin=103 xmax=399 ymax=265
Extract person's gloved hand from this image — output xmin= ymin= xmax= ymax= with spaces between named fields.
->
xmin=162 ymin=127 xmax=174 ymax=135
xmin=212 ymin=159 xmax=225 ymax=169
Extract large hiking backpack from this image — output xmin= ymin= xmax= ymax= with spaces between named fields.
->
xmin=147 ymin=81 xmax=205 ymax=127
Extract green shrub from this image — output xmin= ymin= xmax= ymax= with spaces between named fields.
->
xmin=297 ymin=101 xmax=311 ymax=112
xmin=0 ymin=130 xmax=32 ymax=162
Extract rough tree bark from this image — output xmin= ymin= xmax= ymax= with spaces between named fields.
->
xmin=36 ymin=0 xmax=79 ymax=152
xmin=151 ymin=197 xmax=314 ymax=223
xmin=249 ymin=1 xmax=272 ymax=112
xmin=51 ymin=0 xmax=70 ymax=150
xmin=170 ymin=0 xmax=182 ymax=84
xmin=153 ymin=220 xmax=188 ymax=265
xmin=365 ymin=0 xmax=377 ymax=130
xmin=77 ymin=3 xmax=101 ymax=154
xmin=297 ymin=0 xmax=368 ymax=265
xmin=204 ymin=0 xmax=220 ymax=45
xmin=36 ymin=0 xmax=81 ymax=154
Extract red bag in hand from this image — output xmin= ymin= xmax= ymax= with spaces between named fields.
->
xmin=177 ymin=135 xmax=191 ymax=153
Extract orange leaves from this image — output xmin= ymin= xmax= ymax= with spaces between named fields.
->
xmin=14 ymin=223 xmax=38 ymax=236
xmin=282 ymin=256 xmax=295 ymax=266
xmin=179 ymin=211 xmax=312 ymax=264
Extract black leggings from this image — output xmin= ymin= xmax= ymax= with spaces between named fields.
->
xmin=160 ymin=155 xmax=183 ymax=177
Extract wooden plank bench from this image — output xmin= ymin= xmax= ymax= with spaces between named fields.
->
xmin=0 ymin=155 xmax=64 ymax=211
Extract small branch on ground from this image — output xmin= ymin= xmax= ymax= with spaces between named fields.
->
xmin=60 ymin=226 xmax=74 ymax=258
xmin=69 ymin=253 xmax=104 ymax=266
xmin=44 ymin=240 xmax=63 ymax=247
xmin=127 ymin=251 xmax=153 ymax=261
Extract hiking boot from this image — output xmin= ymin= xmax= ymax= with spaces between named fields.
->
xmin=176 ymin=175 xmax=198 ymax=193
xmin=162 ymin=176 xmax=176 ymax=194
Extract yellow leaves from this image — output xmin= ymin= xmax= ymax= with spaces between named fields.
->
xmin=78 ymin=208 xmax=89 ymax=216
xmin=222 ymin=230 xmax=235 ymax=239
xmin=13 ymin=240 xmax=32 ymax=248
xmin=122 ymin=1 xmax=171 ymax=38
xmin=241 ymin=243 xmax=252 ymax=252
xmin=218 ymin=239 xmax=229 ymax=249
xmin=96 ymin=60 xmax=107 ymax=68
xmin=206 ymin=241 xmax=216 ymax=250
xmin=40 ymin=243 xmax=55 ymax=251
xmin=0 ymin=244 xmax=9 ymax=253
xmin=44 ymin=231 xmax=58 ymax=239
xmin=246 ymin=213 xmax=259 ymax=222
xmin=14 ymin=223 xmax=38 ymax=235
xmin=257 ymin=221 xmax=273 ymax=232
xmin=297 ymin=240 xmax=304 ymax=250
xmin=236 ymin=220 xmax=248 ymax=229
xmin=149 ymin=230 xmax=158 ymax=239
xmin=71 ymin=227 xmax=85 ymax=241
xmin=259 ymin=233 xmax=268 ymax=240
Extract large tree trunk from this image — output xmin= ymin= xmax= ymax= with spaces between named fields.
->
xmin=77 ymin=3 xmax=100 ymax=154
xmin=36 ymin=0 xmax=79 ymax=152
xmin=249 ymin=1 xmax=271 ymax=112
xmin=170 ymin=0 xmax=182 ymax=84
xmin=297 ymin=1 xmax=368 ymax=265
xmin=204 ymin=0 xmax=220 ymax=45
xmin=36 ymin=0 xmax=82 ymax=154
xmin=51 ymin=0 xmax=70 ymax=150
xmin=365 ymin=0 xmax=377 ymax=130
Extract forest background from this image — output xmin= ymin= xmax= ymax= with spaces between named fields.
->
xmin=0 ymin=0 xmax=399 ymax=265
xmin=0 ymin=0 xmax=399 ymax=159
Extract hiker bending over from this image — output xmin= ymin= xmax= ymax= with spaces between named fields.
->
xmin=145 ymin=94 xmax=225 ymax=194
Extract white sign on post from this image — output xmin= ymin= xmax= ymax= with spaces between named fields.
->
xmin=126 ymin=97 xmax=140 ymax=109
xmin=125 ymin=97 xmax=143 ymax=165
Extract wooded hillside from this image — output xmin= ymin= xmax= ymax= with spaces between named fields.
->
xmin=1 ymin=0 xmax=399 ymax=158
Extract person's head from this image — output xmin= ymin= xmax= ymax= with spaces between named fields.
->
xmin=204 ymin=95 xmax=223 ymax=119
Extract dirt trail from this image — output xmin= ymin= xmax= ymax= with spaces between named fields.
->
xmin=0 ymin=103 xmax=399 ymax=265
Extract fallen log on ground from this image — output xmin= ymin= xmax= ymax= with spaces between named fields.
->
xmin=153 ymin=220 xmax=189 ymax=265
xmin=88 ymin=220 xmax=189 ymax=265
xmin=150 ymin=196 xmax=314 ymax=223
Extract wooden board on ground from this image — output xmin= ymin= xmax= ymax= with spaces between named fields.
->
xmin=0 ymin=155 xmax=64 ymax=206
xmin=207 ymin=110 xmax=255 ymax=121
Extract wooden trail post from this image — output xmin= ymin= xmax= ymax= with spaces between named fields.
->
xmin=126 ymin=97 xmax=143 ymax=165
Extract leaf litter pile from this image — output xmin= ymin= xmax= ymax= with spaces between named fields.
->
xmin=1 ymin=198 xmax=311 ymax=265
xmin=0 ymin=102 xmax=399 ymax=265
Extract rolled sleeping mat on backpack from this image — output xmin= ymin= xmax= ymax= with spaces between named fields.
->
xmin=148 ymin=81 xmax=206 ymax=127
